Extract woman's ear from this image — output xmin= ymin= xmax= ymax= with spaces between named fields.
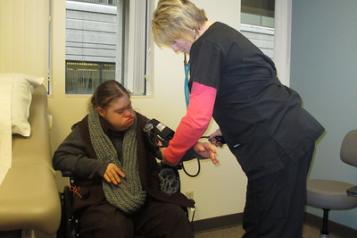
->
xmin=96 ymin=106 xmax=106 ymax=117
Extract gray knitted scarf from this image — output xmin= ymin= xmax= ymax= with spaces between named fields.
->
xmin=88 ymin=107 xmax=146 ymax=213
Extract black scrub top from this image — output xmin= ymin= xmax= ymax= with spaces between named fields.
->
xmin=189 ymin=22 xmax=324 ymax=179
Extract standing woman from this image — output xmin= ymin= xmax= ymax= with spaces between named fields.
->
xmin=152 ymin=0 xmax=324 ymax=237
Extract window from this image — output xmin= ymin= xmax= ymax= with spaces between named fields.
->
xmin=65 ymin=0 xmax=152 ymax=95
xmin=241 ymin=0 xmax=274 ymax=28
xmin=241 ymin=0 xmax=292 ymax=86
xmin=241 ymin=0 xmax=275 ymax=58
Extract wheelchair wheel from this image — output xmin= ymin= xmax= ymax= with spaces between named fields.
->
xmin=58 ymin=186 xmax=79 ymax=238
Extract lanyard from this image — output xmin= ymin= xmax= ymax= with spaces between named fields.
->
xmin=184 ymin=53 xmax=190 ymax=106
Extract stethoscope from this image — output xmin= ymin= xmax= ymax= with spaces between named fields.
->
xmin=182 ymin=53 xmax=205 ymax=178
xmin=184 ymin=53 xmax=190 ymax=106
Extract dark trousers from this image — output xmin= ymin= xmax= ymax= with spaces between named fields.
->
xmin=78 ymin=199 xmax=193 ymax=238
xmin=242 ymin=144 xmax=315 ymax=238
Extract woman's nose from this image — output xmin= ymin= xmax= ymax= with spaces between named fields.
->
xmin=124 ymin=108 xmax=134 ymax=117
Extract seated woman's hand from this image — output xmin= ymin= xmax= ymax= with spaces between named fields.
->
xmin=193 ymin=142 xmax=219 ymax=165
xmin=103 ymin=163 xmax=126 ymax=185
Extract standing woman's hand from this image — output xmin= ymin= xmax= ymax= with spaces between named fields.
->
xmin=103 ymin=163 xmax=126 ymax=185
xmin=160 ymin=142 xmax=218 ymax=166
xmin=193 ymin=141 xmax=219 ymax=165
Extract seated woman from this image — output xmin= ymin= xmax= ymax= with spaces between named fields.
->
xmin=53 ymin=80 xmax=213 ymax=238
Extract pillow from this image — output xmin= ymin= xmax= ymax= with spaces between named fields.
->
xmin=1 ymin=73 xmax=44 ymax=87
xmin=0 ymin=73 xmax=44 ymax=137
xmin=11 ymin=79 xmax=34 ymax=136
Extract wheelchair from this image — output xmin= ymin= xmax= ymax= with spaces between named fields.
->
xmin=57 ymin=176 xmax=79 ymax=238
xmin=56 ymin=168 xmax=196 ymax=238
xmin=57 ymin=119 xmax=198 ymax=237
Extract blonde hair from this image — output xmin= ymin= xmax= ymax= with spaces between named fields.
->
xmin=152 ymin=0 xmax=207 ymax=48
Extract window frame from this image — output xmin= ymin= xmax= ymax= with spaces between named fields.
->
xmin=63 ymin=0 xmax=153 ymax=96
xmin=122 ymin=0 xmax=153 ymax=96
xmin=273 ymin=0 xmax=292 ymax=86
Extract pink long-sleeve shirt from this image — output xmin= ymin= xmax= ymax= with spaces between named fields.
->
xmin=163 ymin=82 xmax=217 ymax=164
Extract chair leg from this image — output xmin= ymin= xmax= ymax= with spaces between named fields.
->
xmin=320 ymin=209 xmax=329 ymax=238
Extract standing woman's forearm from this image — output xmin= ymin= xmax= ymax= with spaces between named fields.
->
xmin=163 ymin=82 xmax=217 ymax=164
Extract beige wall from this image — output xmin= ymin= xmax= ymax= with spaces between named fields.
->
xmin=1 ymin=0 xmax=247 ymax=221
xmin=0 ymin=0 xmax=49 ymax=77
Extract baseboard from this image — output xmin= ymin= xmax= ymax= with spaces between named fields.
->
xmin=192 ymin=213 xmax=243 ymax=232
xmin=192 ymin=212 xmax=357 ymax=237
xmin=0 ymin=230 xmax=21 ymax=238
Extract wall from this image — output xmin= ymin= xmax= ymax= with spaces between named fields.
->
xmin=0 ymin=0 xmax=49 ymax=77
xmin=49 ymin=0 xmax=247 ymax=221
xmin=291 ymin=0 xmax=357 ymax=229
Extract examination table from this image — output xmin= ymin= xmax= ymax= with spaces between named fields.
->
xmin=0 ymin=86 xmax=61 ymax=237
